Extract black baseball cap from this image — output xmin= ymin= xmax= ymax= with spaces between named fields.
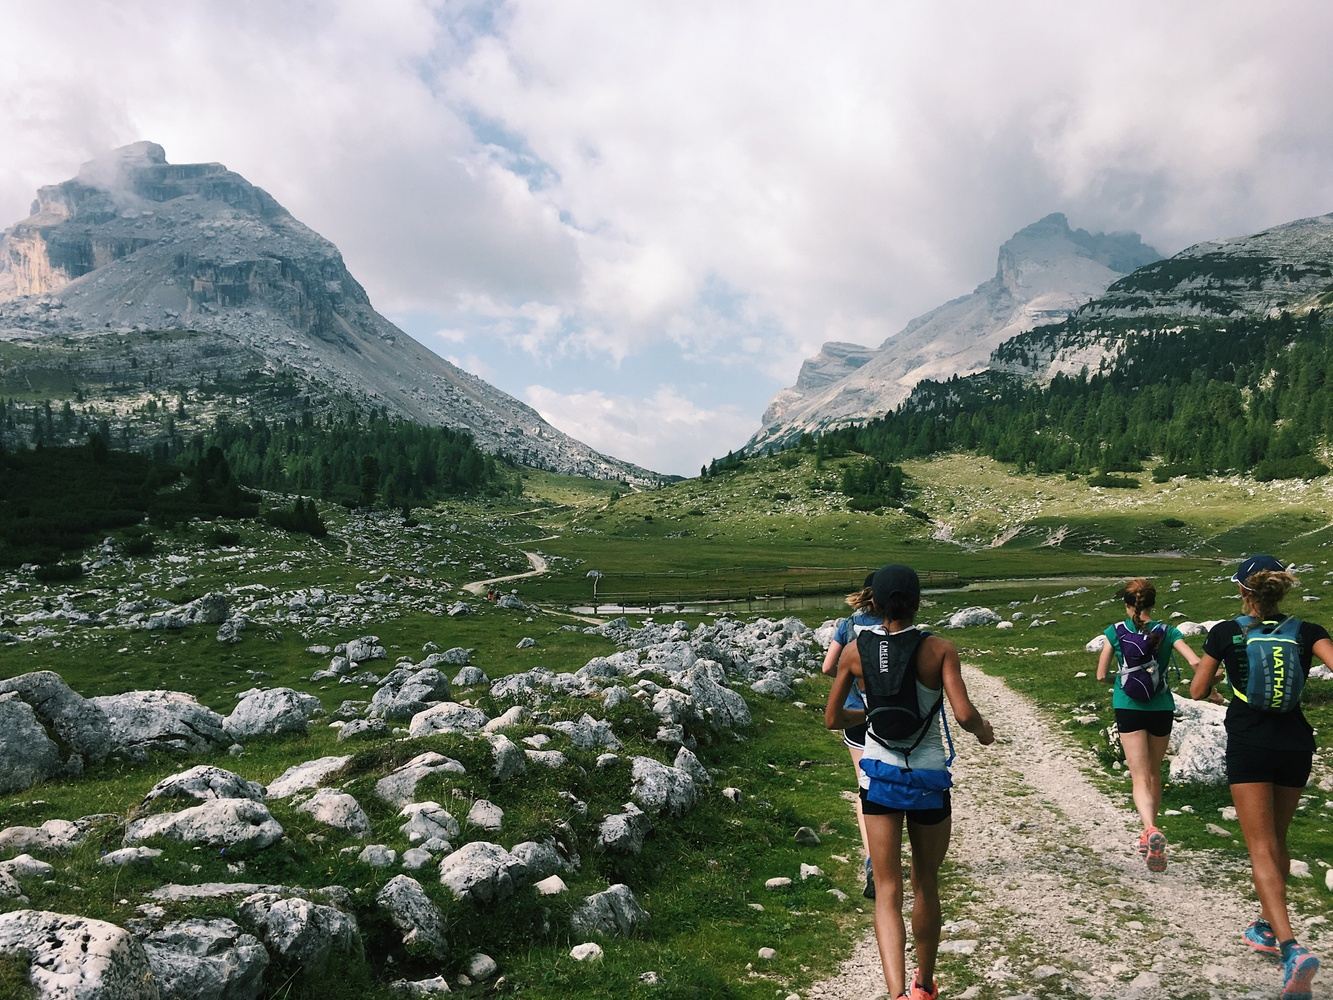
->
xmin=863 ymin=571 xmax=875 ymax=588
xmin=1232 ymin=554 xmax=1286 ymax=589
xmin=871 ymin=564 xmax=920 ymax=609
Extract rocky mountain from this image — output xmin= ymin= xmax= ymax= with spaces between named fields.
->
xmin=991 ymin=211 xmax=1333 ymax=383
xmin=0 ymin=142 xmax=656 ymax=483
xmin=749 ymin=214 xmax=1160 ymax=449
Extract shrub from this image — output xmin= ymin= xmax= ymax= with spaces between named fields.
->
xmin=265 ymin=498 xmax=328 ymax=537
xmin=34 ymin=562 xmax=84 ymax=582
xmin=122 ymin=532 xmax=156 ymax=557
xmin=1087 ymin=473 xmax=1141 ymax=489
xmin=1253 ymin=455 xmax=1330 ymax=482
xmin=207 ymin=528 xmax=242 ymax=548
xmin=1161 ymin=517 xmax=1186 ymax=529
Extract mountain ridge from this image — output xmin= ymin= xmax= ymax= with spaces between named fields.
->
xmin=748 ymin=213 xmax=1160 ymax=450
xmin=0 ymin=142 xmax=659 ymax=483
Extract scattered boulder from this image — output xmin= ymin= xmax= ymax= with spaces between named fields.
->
xmin=297 ymin=790 xmax=371 ymax=838
xmin=629 ymin=756 xmax=698 ymax=816
xmin=570 ymin=942 xmax=603 ymax=962
xmin=510 ymin=841 xmax=569 ymax=883
xmin=140 ymin=766 xmax=265 ymax=809
xmin=368 ymin=669 xmax=451 ymax=721
xmin=125 ymin=799 xmax=284 ymax=857
xmin=358 ymin=844 xmax=396 ymax=867
xmin=597 ymin=803 xmax=650 ymax=855
xmin=0 ymin=671 xmax=112 ymax=773
xmin=0 ymin=819 xmax=87 ymax=854
xmin=0 ymin=910 xmax=158 ymax=1000
xmin=374 ymin=752 xmax=466 ymax=808
xmin=451 ymin=666 xmax=488 ymax=687
xmin=223 ymin=688 xmax=321 ymax=741
xmin=266 ymin=756 xmax=351 ymax=800
xmin=438 ymin=842 xmax=526 ymax=904
xmin=407 ymin=703 xmax=488 ymax=738
xmin=344 ymin=636 xmax=386 ymax=662
xmin=90 ymin=691 xmax=227 ymax=757
xmin=399 ymin=802 xmax=460 ymax=845
xmin=237 ymin=893 xmax=360 ymax=968
xmin=99 ymin=847 xmax=162 ymax=868
xmin=1085 ymin=635 xmax=1107 ymax=653
xmin=376 ymin=875 xmax=447 ymax=960
xmin=0 ymin=693 xmax=63 ymax=795
xmin=946 ymin=607 xmax=1001 ymax=629
xmin=140 ymin=917 xmax=268 ymax=1000
xmin=336 ymin=718 xmax=388 ymax=742
xmin=1168 ymin=699 xmax=1228 ymax=785
xmin=466 ymin=800 xmax=504 ymax=832
xmin=570 ymin=884 xmax=649 ymax=937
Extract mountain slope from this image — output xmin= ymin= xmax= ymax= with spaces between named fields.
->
xmin=0 ymin=141 xmax=656 ymax=483
xmin=749 ymin=214 xmax=1160 ymax=449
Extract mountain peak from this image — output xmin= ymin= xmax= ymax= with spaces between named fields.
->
xmin=78 ymin=140 xmax=168 ymax=177
xmin=996 ymin=213 xmax=1160 ymax=290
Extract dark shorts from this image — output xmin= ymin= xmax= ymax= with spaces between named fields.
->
xmin=1226 ymin=743 xmax=1314 ymax=788
xmin=860 ymin=788 xmax=952 ymax=825
xmin=1114 ymin=708 xmax=1174 ymax=738
xmin=843 ymin=722 xmax=867 ymax=750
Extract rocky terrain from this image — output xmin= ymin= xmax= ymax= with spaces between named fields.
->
xmin=750 ymin=214 xmax=1159 ymax=449
xmin=0 ymin=142 xmax=656 ymax=483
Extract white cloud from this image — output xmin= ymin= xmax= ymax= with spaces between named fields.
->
xmin=4 ymin=2 xmax=1333 ymax=471
xmin=524 ymin=384 xmax=757 ymax=477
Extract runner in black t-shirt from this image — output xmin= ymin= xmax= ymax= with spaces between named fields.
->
xmin=1191 ymin=555 xmax=1329 ymax=999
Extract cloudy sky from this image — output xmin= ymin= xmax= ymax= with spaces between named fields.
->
xmin=4 ymin=1 xmax=1333 ymax=474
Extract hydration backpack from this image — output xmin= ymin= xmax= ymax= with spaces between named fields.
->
xmin=855 ymin=626 xmax=941 ymax=760
xmin=1235 ymin=616 xmax=1305 ymax=713
xmin=1114 ymin=621 xmax=1167 ymax=702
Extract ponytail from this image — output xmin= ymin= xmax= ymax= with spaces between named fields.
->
xmin=1242 ymin=569 xmax=1297 ymax=617
xmin=1117 ymin=578 xmax=1156 ymax=613
xmin=845 ymin=586 xmax=876 ymax=613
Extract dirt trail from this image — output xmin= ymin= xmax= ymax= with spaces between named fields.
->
xmin=462 ymin=550 xmax=550 ymax=595
xmin=809 ymin=666 xmax=1325 ymax=1000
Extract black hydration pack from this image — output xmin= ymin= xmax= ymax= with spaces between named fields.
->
xmin=855 ymin=626 xmax=942 ymax=761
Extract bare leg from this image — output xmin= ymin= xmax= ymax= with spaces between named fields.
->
xmin=848 ymin=744 xmax=871 ymax=861
xmin=1119 ymin=729 xmax=1166 ymax=831
xmin=907 ymin=815 xmax=952 ymax=991
xmin=1232 ymin=782 xmax=1298 ymax=942
xmin=865 ymin=810 xmax=907 ymax=997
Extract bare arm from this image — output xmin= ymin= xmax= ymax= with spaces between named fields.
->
xmin=820 ymin=639 xmax=845 ymax=678
xmin=1190 ymin=653 xmax=1221 ymax=701
xmin=938 ymin=641 xmax=994 ymax=745
xmin=1172 ymin=637 xmax=1201 ymax=671
xmin=1313 ymin=637 xmax=1333 ymax=669
xmin=824 ymin=642 xmax=866 ymax=731
xmin=1095 ymin=639 xmax=1114 ymax=684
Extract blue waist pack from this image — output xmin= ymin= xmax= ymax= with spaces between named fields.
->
xmin=860 ymin=758 xmax=953 ymax=811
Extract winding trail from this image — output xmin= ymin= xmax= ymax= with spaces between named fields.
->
xmin=462 ymin=550 xmax=550 ymax=596
xmin=810 ymin=666 xmax=1325 ymax=1000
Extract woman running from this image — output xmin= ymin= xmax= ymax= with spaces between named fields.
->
xmin=1094 ymin=578 xmax=1199 ymax=872
xmin=825 ymin=564 xmax=994 ymax=1000
xmin=820 ymin=572 xmax=881 ymax=898
xmin=1190 ymin=555 xmax=1327 ymax=1000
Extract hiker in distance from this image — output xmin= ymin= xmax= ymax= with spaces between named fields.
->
xmin=1094 ymin=577 xmax=1200 ymax=872
xmin=825 ymin=564 xmax=995 ymax=1000
xmin=1190 ymin=556 xmax=1329 ymax=1000
xmin=820 ymin=572 xmax=883 ymax=899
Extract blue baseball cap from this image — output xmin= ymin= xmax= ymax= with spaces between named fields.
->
xmin=1232 ymin=554 xmax=1286 ymax=588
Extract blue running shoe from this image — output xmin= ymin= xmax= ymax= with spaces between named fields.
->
xmin=1282 ymin=945 xmax=1319 ymax=999
xmin=1244 ymin=918 xmax=1278 ymax=956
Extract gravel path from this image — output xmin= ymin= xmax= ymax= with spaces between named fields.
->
xmin=809 ymin=666 xmax=1326 ymax=1000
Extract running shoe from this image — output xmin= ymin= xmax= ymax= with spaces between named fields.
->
xmin=863 ymin=856 xmax=875 ymax=900
xmin=1281 ymin=945 xmax=1319 ymax=999
xmin=1244 ymin=918 xmax=1279 ymax=956
xmin=908 ymin=974 xmax=939 ymax=1000
xmin=1136 ymin=829 xmax=1150 ymax=857
xmin=1145 ymin=827 xmax=1167 ymax=873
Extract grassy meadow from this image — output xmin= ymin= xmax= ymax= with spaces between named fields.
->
xmin=0 ymin=448 xmax=1331 ymax=997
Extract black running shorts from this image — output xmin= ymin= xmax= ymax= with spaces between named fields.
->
xmin=843 ymin=722 xmax=867 ymax=750
xmin=1226 ymin=743 xmax=1314 ymax=788
xmin=1114 ymin=708 xmax=1174 ymax=738
xmin=859 ymin=788 xmax=952 ymax=825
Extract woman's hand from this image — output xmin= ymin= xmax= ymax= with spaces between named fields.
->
xmin=974 ymin=718 xmax=995 ymax=746
xmin=1095 ymin=639 xmax=1114 ymax=685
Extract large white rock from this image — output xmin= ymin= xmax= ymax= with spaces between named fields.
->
xmin=1085 ymin=634 xmax=1108 ymax=653
xmin=437 ymin=842 xmax=526 ymax=904
xmin=407 ymin=702 xmax=488 ymax=738
xmin=140 ymin=917 xmax=268 ymax=1000
xmin=297 ymin=789 xmax=370 ymax=838
xmin=374 ymin=752 xmax=466 ymax=808
xmin=466 ymin=800 xmax=504 ymax=832
xmin=1168 ymin=699 xmax=1229 ymax=785
xmin=368 ymin=668 xmax=451 ymax=721
xmin=0 ymin=819 xmax=86 ymax=854
xmin=946 ymin=607 xmax=1001 ymax=629
xmin=398 ymin=802 xmax=460 ymax=845
xmin=266 ymin=756 xmax=351 ymax=800
xmin=629 ymin=756 xmax=698 ymax=817
xmin=141 ymin=766 xmax=265 ymax=807
xmin=0 ymin=671 xmax=112 ymax=773
xmin=597 ymin=802 xmax=651 ymax=855
xmin=90 ymin=690 xmax=227 ymax=757
xmin=223 ymin=688 xmax=321 ymax=741
xmin=570 ymin=884 xmax=649 ymax=937
xmin=675 ymin=663 xmax=751 ymax=732
xmin=237 ymin=893 xmax=360 ymax=968
xmin=125 ymin=799 xmax=284 ymax=857
xmin=376 ymin=875 xmax=447 ymax=960
xmin=0 ymin=909 xmax=159 ymax=999
xmin=0 ymin=693 xmax=62 ymax=794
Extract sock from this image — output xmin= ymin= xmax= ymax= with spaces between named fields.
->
xmin=1280 ymin=939 xmax=1299 ymax=961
